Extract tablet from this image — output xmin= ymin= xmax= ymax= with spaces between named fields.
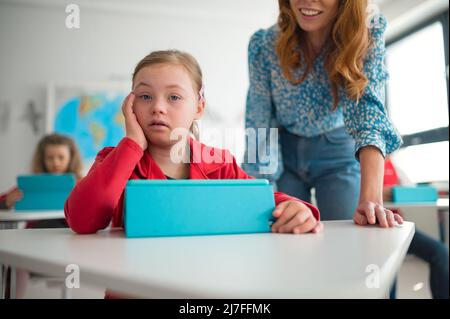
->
xmin=392 ymin=186 xmax=438 ymax=203
xmin=15 ymin=174 xmax=76 ymax=211
xmin=124 ymin=179 xmax=275 ymax=237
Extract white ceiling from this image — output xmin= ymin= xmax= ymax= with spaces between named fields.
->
xmin=0 ymin=0 xmax=447 ymax=27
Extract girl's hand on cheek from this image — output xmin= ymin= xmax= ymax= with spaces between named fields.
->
xmin=122 ymin=92 xmax=148 ymax=150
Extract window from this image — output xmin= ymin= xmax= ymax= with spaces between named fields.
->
xmin=386 ymin=12 xmax=449 ymax=183
xmin=392 ymin=141 xmax=449 ymax=184
xmin=387 ymin=21 xmax=448 ymax=136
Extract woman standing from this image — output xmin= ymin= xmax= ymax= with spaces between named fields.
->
xmin=243 ymin=0 xmax=403 ymax=227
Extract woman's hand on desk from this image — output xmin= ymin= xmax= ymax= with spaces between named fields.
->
xmin=271 ymin=201 xmax=323 ymax=234
xmin=355 ymin=148 xmax=404 ymax=228
xmin=353 ymin=200 xmax=404 ymax=228
xmin=123 ymin=92 xmax=148 ymax=150
xmin=6 ymin=188 xmax=23 ymax=209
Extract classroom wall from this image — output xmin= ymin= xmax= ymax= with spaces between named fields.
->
xmin=0 ymin=0 xmax=278 ymax=191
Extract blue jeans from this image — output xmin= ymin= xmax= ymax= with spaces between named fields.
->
xmin=390 ymin=230 xmax=449 ymax=299
xmin=277 ymin=127 xmax=361 ymax=221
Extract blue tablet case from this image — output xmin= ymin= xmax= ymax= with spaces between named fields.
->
xmin=124 ymin=179 xmax=275 ymax=238
xmin=392 ymin=186 xmax=438 ymax=203
xmin=14 ymin=174 xmax=76 ymax=211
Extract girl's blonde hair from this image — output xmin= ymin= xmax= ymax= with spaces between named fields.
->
xmin=132 ymin=50 xmax=204 ymax=139
xmin=276 ymin=0 xmax=371 ymax=108
xmin=31 ymin=133 xmax=83 ymax=180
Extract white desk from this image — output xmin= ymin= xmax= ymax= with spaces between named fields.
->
xmin=0 ymin=210 xmax=67 ymax=298
xmin=384 ymin=199 xmax=448 ymax=243
xmin=0 ymin=221 xmax=414 ymax=299
xmin=0 ymin=210 xmax=65 ymax=230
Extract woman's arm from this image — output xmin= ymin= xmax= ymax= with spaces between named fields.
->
xmin=353 ymin=146 xmax=403 ymax=227
xmin=359 ymin=146 xmax=384 ymax=206
xmin=341 ymin=16 xmax=403 ymax=227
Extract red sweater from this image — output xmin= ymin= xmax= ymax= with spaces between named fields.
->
xmin=0 ymin=192 xmax=7 ymax=209
xmin=65 ymin=137 xmax=320 ymax=234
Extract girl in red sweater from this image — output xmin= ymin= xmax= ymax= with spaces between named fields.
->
xmin=65 ymin=50 xmax=322 ymax=235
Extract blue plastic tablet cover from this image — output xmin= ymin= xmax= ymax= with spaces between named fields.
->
xmin=15 ymin=174 xmax=76 ymax=211
xmin=125 ymin=179 xmax=275 ymax=237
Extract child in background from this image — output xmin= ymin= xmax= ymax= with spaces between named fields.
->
xmin=0 ymin=133 xmax=83 ymax=223
xmin=0 ymin=133 xmax=83 ymax=298
xmin=65 ymin=50 xmax=322 ymax=236
xmin=384 ymin=156 xmax=449 ymax=299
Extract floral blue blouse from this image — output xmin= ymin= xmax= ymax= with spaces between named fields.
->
xmin=242 ymin=15 xmax=402 ymax=181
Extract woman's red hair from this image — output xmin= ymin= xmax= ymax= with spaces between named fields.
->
xmin=276 ymin=0 xmax=372 ymax=108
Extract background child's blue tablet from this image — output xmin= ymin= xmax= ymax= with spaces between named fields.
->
xmin=15 ymin=174 xmax=76 ymax=211
xmin=124 ymin=179 xmax=275 ymax=238
xmin=392 ymin=185 xmax=438 ymax=203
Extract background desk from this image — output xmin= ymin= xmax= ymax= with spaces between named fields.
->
xmin=0 ymin=210 xmax=67 ymax=298
xmin=384 ymin=198 xmax=448 ymax=243
xmin=0 ymin=210 xmax=65 ymax=229
xmin=0 ymin=221 xmax=414 ymax=299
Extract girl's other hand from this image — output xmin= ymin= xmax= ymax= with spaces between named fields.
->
xmin=271 ymin=200 xmax=323 ymax=234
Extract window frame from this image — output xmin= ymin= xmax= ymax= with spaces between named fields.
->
xmin=385 ymin=10 xmax=449 ymax=148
